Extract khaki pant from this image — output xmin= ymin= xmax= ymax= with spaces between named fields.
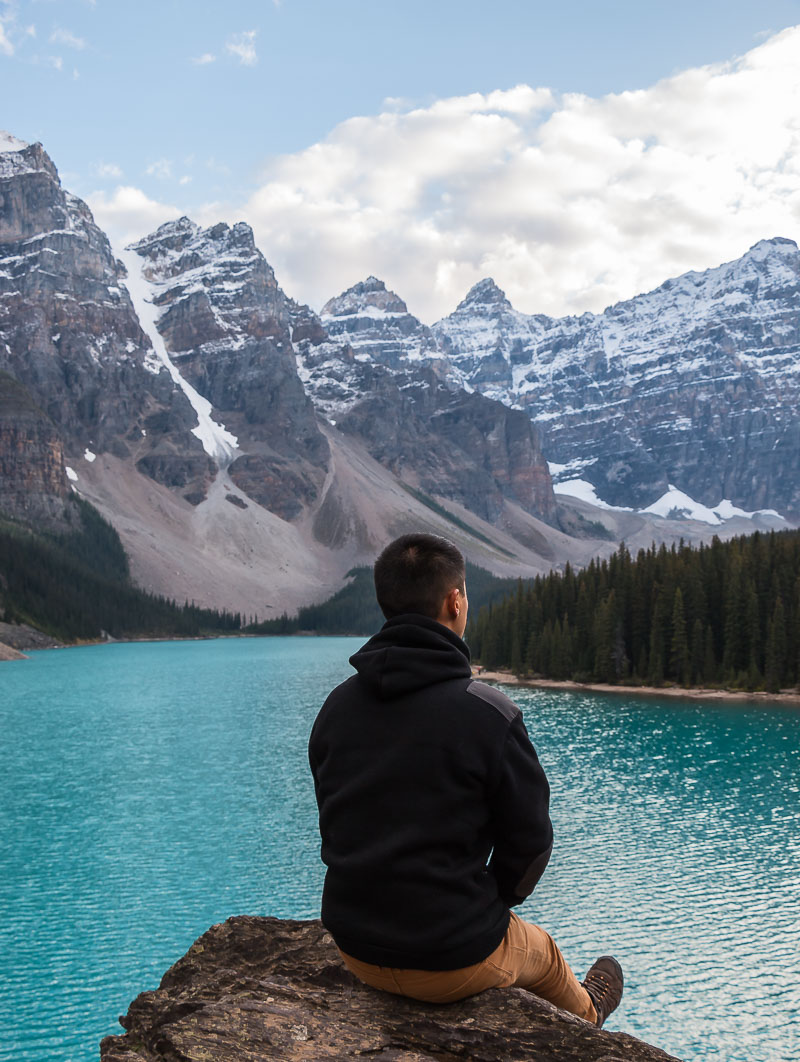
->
xmin=339 ymin=911 xmax=597 ymax=1023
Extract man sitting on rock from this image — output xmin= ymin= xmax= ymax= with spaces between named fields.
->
xmin=308 ymin=532 xmax=623 ymax=1027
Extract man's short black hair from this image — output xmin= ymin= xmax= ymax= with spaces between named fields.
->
xmin=374 ymin=533 xmax=466 ymax=620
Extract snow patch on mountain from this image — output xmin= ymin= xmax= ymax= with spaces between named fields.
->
xmin=119 ymin=247 xmax=239 ymax=465
xmin=554 ymin=478 xmax=632 ymax=511
xmin=550 ymin=462 xmax=786 ymax=525
xmin=642 ymin=486 xmax=786 ymax=526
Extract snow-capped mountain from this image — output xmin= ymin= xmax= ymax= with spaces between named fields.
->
xmin=0 ymin=135 xmax=212 ymax=516
xmin=434 ymin=278 xmax=550 ymax=399
xmin=434 ymin=239 xmax=800 ymax=515
xmin=295 ymin=276 xmax=557 ymax=526
xmin=1 ymin=130 xmax=795 ymax=618
xmin=0 ymin=134 xmax=569 ymax=613
xmin=319 ymin=275 xmax=445 ymax=371
xmin=125 ymin=217 xmax=329 ymax=516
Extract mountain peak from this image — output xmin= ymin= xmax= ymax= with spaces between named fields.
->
xmin=0 ymin=135 xmax=58 ymax=182
xmin=745 ymin=236 xmax=798 ymax=260
xmin=129 ymin=216 xmax=200 ymax=255
xmin=457 ymin=278 xmax=512 ymax=312
xmin=361 ymin=276 xmax=387 ymax=292
xmin=154 ymin=216 xmax=200 ymax=240
xmin=321 ymin=277 xmax=408 ymax=318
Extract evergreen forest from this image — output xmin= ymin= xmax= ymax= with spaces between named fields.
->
xmin=467 ymin=530 xmax=800 ymax=692
xmin=0 ymin=498 xmax=242 ymax=642
xmin=248 ymin=562 xmax=526 ymax=637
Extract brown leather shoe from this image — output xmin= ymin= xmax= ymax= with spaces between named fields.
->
xmin=582 ymin=955 xmax=623 ymax=1027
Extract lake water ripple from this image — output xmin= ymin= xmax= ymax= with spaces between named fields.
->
xmin=1 ymin=640 xmax=798 ymax=1062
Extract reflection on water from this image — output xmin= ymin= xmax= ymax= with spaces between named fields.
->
xmin=1 ymin=640 xmax=798 ymax=1061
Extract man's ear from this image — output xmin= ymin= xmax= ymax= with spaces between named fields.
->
xmin=445 ymin=587 xmax=461 ymax=619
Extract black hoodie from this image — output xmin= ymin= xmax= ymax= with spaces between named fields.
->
xmin=308 ymin=614 xmax=553 ymax=970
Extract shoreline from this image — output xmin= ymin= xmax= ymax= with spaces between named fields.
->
xmin=7 ymin=620 xmax=800 ymax=706
xmin=475 ymin=669 xmax=800 ymax=706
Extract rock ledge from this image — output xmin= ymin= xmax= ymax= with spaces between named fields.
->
xmin=100 ymin=916 xmax=681 ymax=1061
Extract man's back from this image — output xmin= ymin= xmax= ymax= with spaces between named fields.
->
xmin=309 ymin=613 xmax=553 ymax=970
xmin=308 ymin=532 xmax=622 ymax=1027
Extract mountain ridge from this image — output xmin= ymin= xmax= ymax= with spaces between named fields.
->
xmin=0 ymin=131 xmax=794 ymax=617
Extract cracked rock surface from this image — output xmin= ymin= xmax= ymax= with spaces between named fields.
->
xmin=101 ymin=916 xmax=681 ymax=1061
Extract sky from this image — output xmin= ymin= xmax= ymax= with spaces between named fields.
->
xmin=4 ymin=0 xmax=800 ymax=321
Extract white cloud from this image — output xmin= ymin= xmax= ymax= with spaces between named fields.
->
xmin=0 ymin=19 xmax=14 ymax=56
xmin=146 ymin=158 xmax=172 ymax=180
xmin=178 ymin=175 xmax=192 ymax=185
xmin=92 ymin=162 xmax=123 ymax=179
xmin=191 ymin=52 xmax=215 ymax=65
xmin=48 ymin=54 xmax=62 ymax=71
xmin=86 ymin=185 xmax=183 ymax=249
xmin=235 ymin=27 xmax=800 ymax=322
xmin=49 ymin=28 xmax=86 ymax=50
xmin=226 ymin=29 xmax=257 ymax=66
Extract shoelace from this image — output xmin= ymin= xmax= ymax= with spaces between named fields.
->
xmin=584 ymin=971 xmax=611 ymax=994
xmin=583 ymin=970 xmax=614 ymax=1015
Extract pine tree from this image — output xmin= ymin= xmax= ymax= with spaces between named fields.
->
xmin=764 ymin=597 xmax=787 ymax=693
xmin=669 ymin=587 xmax=690 ymax=686
xmin=481 ymin=607 xmax=503 ymax=670
xmin=524 ymin=628 xmax=538 ymax=674
xmin=703 ymin=624 xmax=717 ymax=685
xmin=690 ymin=617 xmax=704 ymax=685
xmin=593 ymin=592 xmax=617 ymax=683
xmin=648 ymin=591 xmax=665 ymax=686
xmin=722 ymin=553 xmax=747 ymax=679
xmin=635 ymin=645 xmax=648 ymax=683
xmin=510 ymin=627 xmax=524 ymax=676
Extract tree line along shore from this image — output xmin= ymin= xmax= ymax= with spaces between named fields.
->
xmin=5 ymin=491 xmax=800 ymax=702
xmin=0 ymin=498 xmax=243 ymax=643
xmin=0 ymin=499 xmax=521 ymax=646
xmin=467 ymin=530 xmax=800 ymax=695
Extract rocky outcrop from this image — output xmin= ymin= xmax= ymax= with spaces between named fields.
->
xmin=433 ymin=241 xmax=800 ymax=516
xmin=0 ymin=135 xmax=210 ymax=499
xmin=296 ymin=278 xmax=557 ymax=526
xmin=0 ymin=620 xmax=62 ymax=649
xmin=0 ymin=371 xmax=70 ymax=526
xmin=0 ymin=641 xmax=26 ymax=660
xmin=100 ymin=916 xmax=680 ymax=1062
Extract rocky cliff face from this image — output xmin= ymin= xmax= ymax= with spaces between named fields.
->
xmin=433 ymin=241 xmax=800 ymax=515
xmin=0 ymin=371 xmax=70 ymax=527
xmin=128 ymin=218 xmax=329 ymax=517
xmin=100 ymin=916 xmax=681 ymax=1062
xmin=296 ymin=278 xmax=557 ymax=525
xmin=320 ymin=275 xmax=447 ymax=372
xmin=0 ymin=135 xmax=210 ymax=502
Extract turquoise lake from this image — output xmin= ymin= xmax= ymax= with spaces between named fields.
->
xmin=1 ymin=637 xmax=798 ymax=1062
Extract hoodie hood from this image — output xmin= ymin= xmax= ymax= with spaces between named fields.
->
xmin=349 ymin=614 xmax=471 ymax=699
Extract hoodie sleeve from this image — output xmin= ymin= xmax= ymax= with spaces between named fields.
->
xmin=486 ymin=713 xmax=553 ymax=907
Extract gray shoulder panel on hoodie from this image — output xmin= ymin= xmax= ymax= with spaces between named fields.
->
xmin=465 ymin=681 xmax=520 ymax=723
